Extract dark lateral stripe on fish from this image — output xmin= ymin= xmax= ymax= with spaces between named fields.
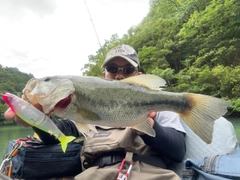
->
xmin=129 ymin=97 xmax=192 ymax=113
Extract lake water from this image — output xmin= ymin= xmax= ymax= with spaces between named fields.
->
xmin=0 ymin=118 xmax=240 ymax=160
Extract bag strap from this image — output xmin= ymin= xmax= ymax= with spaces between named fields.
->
xmin=90 ymin=151 xmax=167 ymax=169
xmin=132 ymin=154 xmax=167 ymax=168
xmin=125 ymin=152 xmax=133 ymax=163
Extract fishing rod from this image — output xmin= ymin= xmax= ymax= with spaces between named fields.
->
xmin=84 ymin=0 xmax=105 ymax=57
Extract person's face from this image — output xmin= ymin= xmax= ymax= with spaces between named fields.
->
xmin=102 ymin=57 xmax=142 ymax=80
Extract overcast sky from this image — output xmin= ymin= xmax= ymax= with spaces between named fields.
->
xmin=0 ymin=0 xmax=149 ymax=78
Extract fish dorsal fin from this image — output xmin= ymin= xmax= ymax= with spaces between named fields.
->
xmin=121 ymin=74 xmax=166 ymax=90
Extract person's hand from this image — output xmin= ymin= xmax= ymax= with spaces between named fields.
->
xmin=148 ymin=111 xmax=156 ymax=127
xmin=4 ymin=108 xmax=32 ymax=127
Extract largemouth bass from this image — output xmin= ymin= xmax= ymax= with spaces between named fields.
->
xmin=22 ymin=74 xmax=231 ymax=144
xmin=1 ymin=93 xmax=76 ymax=152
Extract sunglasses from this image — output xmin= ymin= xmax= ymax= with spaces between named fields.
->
xmin=105 ymin=64 xmax=137 ymax=75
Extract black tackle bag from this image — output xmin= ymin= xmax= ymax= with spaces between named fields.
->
xmin=2 ymin=137 xmax=83 ymax=179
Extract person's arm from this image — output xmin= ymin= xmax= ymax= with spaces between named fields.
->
xmin=140 ymin=122 xmax=186 ymax=163
xmin=33 ymin=116 xmax=81 ymax=144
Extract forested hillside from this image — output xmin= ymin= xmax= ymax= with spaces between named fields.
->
xmin=0 ymin=65 xmax=34 ymax=124
xmin=82 ymin=0 xmax=240 ymax=116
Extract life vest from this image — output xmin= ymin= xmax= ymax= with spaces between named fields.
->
xmin=80 ymin=126 xmax=163 ymax=171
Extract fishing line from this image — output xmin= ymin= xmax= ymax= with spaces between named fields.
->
xmin=23 ymin=89 xmax=32 ymax=104
xmin=84 ymin=0 xmax=105 ymax=58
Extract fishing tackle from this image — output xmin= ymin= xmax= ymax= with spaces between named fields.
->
xmin=1 ymin=92 xmax=76 ymax=153
xmin=116 ymin=158 xmax=133 ymax=180
xmin=0 ymin=140 xmax=23 ymax=177
xmin=22 ymin=89 xmax=32 ymax=104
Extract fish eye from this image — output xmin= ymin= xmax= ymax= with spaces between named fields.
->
xmin=7 ymin=97 xmax=12 ymax=101
xmin=44 ymin=77 xmax=51 ymax=81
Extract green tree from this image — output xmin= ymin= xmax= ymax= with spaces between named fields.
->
xmin=81 ymin=0 xmax=240 ymax=115
xmin=0 ymin=65 xmax=33 ymax=125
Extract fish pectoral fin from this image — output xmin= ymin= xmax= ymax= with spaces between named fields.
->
xmin=75 ymin=121 xmax=98 ymax=138
xmin=58 ymin=135 xmax=76 ymax=153
xmin=121 ymin=74 xmax=166 ymax=90
xmin=77 ymin=108 xmax=101 ymax=121
xmin=132 ymin=118 xmax=156 ymax=137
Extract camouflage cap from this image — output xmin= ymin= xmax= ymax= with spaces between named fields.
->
xmin=101 ymin=44 xmax=140 ymax=68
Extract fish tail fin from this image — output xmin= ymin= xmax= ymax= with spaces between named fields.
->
xmin=180 ymin=93 xmax=231 ymax=144
xmin=58 ymin=135 xmax=76 ymax=153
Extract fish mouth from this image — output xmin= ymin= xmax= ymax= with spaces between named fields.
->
xmin=55 ymin=95 xmax=72 ymax=109
xmin=26 ymin=94 xmax=72 ymax=115
xmin=22 ymin=77 xmax=75 ymax=114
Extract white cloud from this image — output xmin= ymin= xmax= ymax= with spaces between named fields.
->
xmin=0 ymin=0 xmax=149 ymax=78
xmin=0 ymin=0 xmax=57 ymax=18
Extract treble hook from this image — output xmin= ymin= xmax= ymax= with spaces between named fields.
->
xmin=23 ymin=89 xmax=32 ymax=104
